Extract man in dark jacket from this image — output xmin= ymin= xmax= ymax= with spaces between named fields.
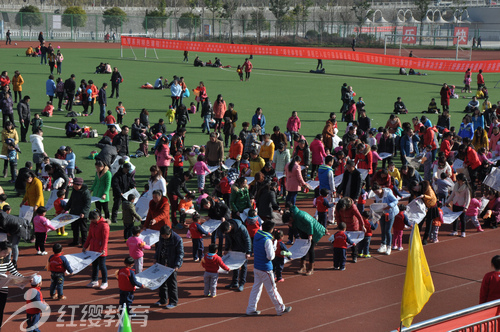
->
xmin=95 ymin=142 xmax=117 ymax=168
xmin=0 ymin=210 xmax=29 ymax=268
xmin=109 ymin=67 xmax=123 ymax=98
xmin=166 ymin=171 xmax=192 ymax=227
xmin=17 ymin=95 xmax=31 ymax=142
xmin=15 ymin=161 xmax=32 ymax=197
xmin=64 ymin=74 xmax=76 ymax=112
xmin=111 ymin=163 xmax=135 ymax=224
xmin=112 ymin=126 xmax=129 ymax=157
xmin=98 ymin=83 xmax=107 ymax=123
xmin=154 ymin=225 xmax=184 ymax=309
xmin=65 ymin=177 xmax=91 ymax=246
xmin=201 ymin=196 xmax=231 ymax=255
xmin=221 ymin=219 xmax=252 ymax=292
xmin=175 ymin=105 xmax=190 ymax=132
xmin=149 ymin=119 xmax=167 ymax=138
xmin=378 ymin=129 xmax=395 ymax=168
xmin=337 ymin=160 xmax=362 ymax=201
xmin=46 ymin=163 xmax=69 ymax=194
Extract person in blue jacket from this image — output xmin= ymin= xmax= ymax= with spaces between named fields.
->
xmin=45 ymin=75 xmax=56 ymax=104
xmin=371 ymin=182 xmax=399 ymax=256
xmin=251 ymin=107 xmax=266 ymax=138
xmin=400 ymin=128 xmax=420 ymax=165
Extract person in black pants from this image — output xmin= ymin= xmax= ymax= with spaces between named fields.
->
xmin=110 ymin=67 xmax=123 ymax=98
xmin=64 ymin=177 xmax=91 ymax=246
xmin=17 ymin=95 xmax=31 ymax=142
xmin=64 ymin=74 xmax=76 ymax=112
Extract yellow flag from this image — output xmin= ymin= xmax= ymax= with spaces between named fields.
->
xmin=400 ymin=224 xmax=435 ymax=328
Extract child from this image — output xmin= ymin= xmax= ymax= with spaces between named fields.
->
xmin=426 ymin=98 xmax=440 ymax=114
xmin=123 ymin=194 xmax=143 ymax=240
xmin=126 ymin=226 xmax=151 ymax=273
xmin=48 ymin=243 xmax=73 ymax=300
xmin=272 ymin=230 xmax=291 ymax=282
xmin=236 ymin=65 xmax=243 ymax=81
xmin=64 ymin=146 xmax=76 ymax=178
xmin=429 ymin=202 xmax=444 ymax=243
xmin=5 ymin=138 xmax=18 ymax=183
xmin=244 ymin=209 xmax=261 ymax=243
xmin=333 ymin=222 xmax=354 ymax=271
xmin=435 ymin=172 xmax=454 ymax=203
xmin=358 ymin=211 xmax=378 ymax=258
xmin=173 ymin=149 xmax=184 ymax=177
xmin=465 ymin=193 xmax=485 ymax=233
xmin=115 ymin=101 xmax=126 ymax=125
xmin=392 ymin=204 xmax=409 ymax=250
xmin=189 ymin=101 xmax=196 ymax=114
xmin=480 ymin=255 xmax=500 ymax=303
xmin=239 ymin=153 xmax=250 ymax=177
xmin=371 ymin=145 xmax=382 ymax=171
xmin=367 ymin=130 xmax=377 ymax=148
xmin=201 ymin=243 xmax=230 ymax=297
xmin=54 ymin=189 xmax=68 ymax=236
xmin=193 ymin=154 xmax=210 ymax=192
xmin=178 ymin=192 xmax=195 ymax=225
xmin=117 ymin=257 xmax=145 ymax=314
xmin=33 ymin=206 xmax=56 ymax=255
xmin=166 ymin=105 xmax=176 ymax=124
xmin=388 ymin=162 xmax=402 ymax=190
xmin=30 ymin=113 xmax=44 ymax=133
xmin=41 ymin=101 xmax=53 ymax=117
xmin=105 ymin=110 xmax=116 ymax=125
xmin=3 ymin=205 xmax=11 ymax=213
xmin=357 ymin=187 xmax=368 ymax=213
xmin=0 ymin=193 xmax=7 ymax=210
xmin=317 ymin=189 xmax=334 ymax=233
xmin=219 ymin=171 xmax=232 ymax=204
xmin=189 ymin=213 xmax=211 ymax=262
xmin=26 ymin=274 xmax=48 ymax=332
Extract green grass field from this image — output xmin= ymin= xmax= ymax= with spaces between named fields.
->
xmin=2 ymin=46 xmax=493 ymax=246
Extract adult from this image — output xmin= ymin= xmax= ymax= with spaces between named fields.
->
xmin=56 ymin=50 xmax=64 ymax=75
xmin=337 ymin=160 xmax=362 ymax=201
xmin=256 ymin=181 xmax=281 ymax=222
xmin=110 ymin=163 xmax=135 ymax=224
xmin=65 ymin=118 xmax=82 ymax=138
xmin=401 ymin=165 xmax=423 ymax=192
xmin=175 ymin=104 xmax=190 ymax=132
xmin=242 ymin=58 xmax=253 ymax=81
xmin=334 ymin=197 xmax=364 ymax=262
xmin=437 ymin=109 xmax=451 ymax=132
xmin=446 ymin=173 xmax=471 ymax=238
xmin=0 ymin=241 xmax=23 ymax=327
xmin=0 ymin=71 xmax=9 ymax=90
xmin=86 ymin=80 xmax=98 ymax=116
xmin=249 ymin=149 xmax=265 ymax=177
xmin=465 ymin=96 xmax=480 ymax=113
xmin=378 ymin=129 xmax=395 ymax=168
xmin=112 ymin=125 xmax=129 ymax=157
xmin=221 ymin=219 xmax=252 ymax=292
xmin=251 ymin=107 xmax=266 ymax=137
xmin=98 ymin=83 xmax=108 ymax=123
xmin=230 ymin=177 xmax=252 ymax=217
xmin=285 ymin=155 xmax=307 ymax=206
xmin=45 ymin=75 xmax=56 ymax=104
xmin=393 ymin=97 xmax=408 ymax=114
xmin=17 ymin=95 xmax=31 ymax=142
xmin=309 ymin=134 xmax=327 ymax=180
xmin=413 ymin=180 xmax=438 ymax=245
xmin=155 ymin=135 xmax=172 ymax=177
xmin=148 ymin=165 xmax=167 ymax=197
xmin=90 ymin=160 xmax=112 ymax=220
xmin=109 ymin=67 xmax=123 ymax=98
xmin=440 ymin=83 xmax=452 ymax=112
xmin=131 ymin=118 xmax=147 ymax=141
xmin=284 ymin=205 xmax=326 ymax=275
xmin=205 ymin=132 xmax=224 ymax=167
xmin=83 ymin=210 xmax=110 ymax=290
xmin=5 ymin=30 xmax=11 ymax=45
xmin=1 ymin=122 xmax=18 ymax=178
xmin=246 ymin=221 xmax=292 ymax=316
xmin=63 ymin=74 xmax=76 ymax=112
xmin=11 ymin=71 xmax=23 ymax=103
xmin=200 ymin=196 xmax=231 ymax=255
xmin=0 ymin=93 xmax=13 ymax=126
xmin=461 ymin=140 xmax=482 ymax=193
xmin=154 ymin=225 xmax=184 ymax=309
xmin=477 ymin=69 xmax=485 ymax=90
xmin=483 ymin=189 xmax=500 ymax=229
xmin=351 ymin=37 xmax=356 ymax=51
xmin=322 ymin=113 xmax=338 ymax=153
xmin=212 ymin=94 xmax=226 ymax=133
xmin=223 ymin=103 xmax=238 ymax=146
xmin=145 ymin=190 xmax=171 ymax=230
xmin=318 ymin=155 xmax=336 ymax=220
xmin=422 ymin=125 xmax=438 ymax=163
xmin=385 ymin=114 xmax=402 ymax=135
xmin=170 ymin=79 xmax=181 ymax=109
xmin=38 ymin=32 xmax=44 ymax=44
xmin=358 ymin=109 xmax=371 ymax=133
xmin=372 ymin=183 xmax=398 ymax=256
xmin=1 ymin=208 xmax=29 ymax=269
xmin=103 ymin=125 xmax=118 ymax=140
xmin=55 ymin=77 xmax=64 ymax=111
xmin=95 ymin=137 xmax=117 ymax=168
xmin=201 ymin=97 xmax=212 ymax=135
xmin=40 ymin=42 xmax=48 ymax=65
xmin=48 ymin=51 xmax=56 ymax=75
xmin=471 ymin=108 xmax=485 ymax=132
xmin=20 ymin=171 xmax=44 ymax=211
xmin=400 ymin=128 xmax=420 ymax=166
xmin=166 ymin=171 xmax=192 ymax=227
xmin=46 ymin=163 xmax=69 ymax=194
xmin=472 ymin=126 xmax=489 ymax=151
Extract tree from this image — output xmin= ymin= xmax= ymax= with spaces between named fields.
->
xmin=15 ymin=5 xmax=43 ymax=37
xmin=221 ymin=0 xmax=239 ymax=43
xmin=414 ymin=0 xmax=431 ymax=45
xmin=178 ymin=12 xmax=201 ymax=39
xmin=103 ymin=7 xmax=128 ymax=34
xmin=62 ymin=6 xmax=87 ymax=35
xmin=247 ymin=8 xmax=269 ymax=43
xmin=269 ymin=0 xmax=291 ymax=36
xmin=352 ymin=1 xmax=373 ymax=36
xmin=337 ymin=0 xmax=354 ymax=39
xmin=143 ymin=9 xmax=169 ymax=35
xmin=204 ymin=0 xmax=223 ymax=37
xmin=292 ymin=0 xmax=312 ymax=36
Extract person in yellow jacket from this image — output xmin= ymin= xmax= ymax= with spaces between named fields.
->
xmin=21 ymin=172 xmax=44 ymax=209
xmin=249 ymin=149 xmax=265 ymax=177
xmin=12 ymin=71 xmax=24 ymax=103
xmin=259 ymin=134 xmax=275 ymax=163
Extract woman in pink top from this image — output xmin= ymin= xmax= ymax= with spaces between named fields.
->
xmin=193 ymin=154 xmax=210 ymax=192
xmin=155 ymin=136 xmax=172 ymax=178
xmin=490 ymin=126 xmax=500 ymax=152
xmin=285 ymin=155 xmax=307 ymax=206
xmin=33 ymin=206 xmax=56 ymax=255
xmin=286 ymin=111 xmax=301 ymax=136
xmin=212 ymin=94 xmax=226 ymax=133
xmin=309 ymin=134 xmax=327 ymax=179
xmin=126 ymin=226 xmax=151 ymax=273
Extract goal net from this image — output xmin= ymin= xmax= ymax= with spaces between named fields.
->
xmin=120 ymin=34 xmax=159 ymax=60
xmin=384 ymin=34 xmax=472 ymax=61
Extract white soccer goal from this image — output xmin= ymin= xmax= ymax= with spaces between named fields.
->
xmin=120 ymin=34 xmax=159 ymax=60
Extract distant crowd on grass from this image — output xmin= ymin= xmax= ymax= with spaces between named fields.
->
xmin=2 ymin=54 xmax=500 ymax=327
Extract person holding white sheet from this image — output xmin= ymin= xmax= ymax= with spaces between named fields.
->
xmin=413 ymin=180 xmax=439 ymax=245
xmin=446 ymin=173 xmax=471 ymax=238
xmin=371 ymin=183 xmax=398 ymax=256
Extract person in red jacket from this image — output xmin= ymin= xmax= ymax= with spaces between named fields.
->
xmin=477 ymin=69 xmax=485 ymax=90
xmin=83 ymin=210 xmax=110 ymax=290
xmin=201 ymin=244 xmax=230 ymax=297
xmin=421 ymin=125 xmax=438 ymax=162
xmin=354 ymin=143 xmax=372 ymax=188
xmin=244 ymin=209 xmax=260 ymax=242
xmin=332 ymin=222 xmax=355 ymax=271
xmin=358 ymin=211 xmax=378 ymax=258
xmin=117 ymin=257 xmax=145 ymax=314
xmin=480 ymin=255 xmax=500 ymax=304
xmin=272 ymin=230 xmax=291 ymax=282
xmin=440 ymin=132 xmax=453 ymax=161
xmin=392 ymin=205 xmax=410 ymax=250
xmin=144 ymin=190 xmax=171 ymax=230
xmin=189 ymin=213 xmax=211 ymax=262
xmin=461 ymin=139 xmax=482 ymax=193
xmin=48 ymin=243 xmax=73 ymax=300
xmin=26 ymin=274 xmax=48 ymax=332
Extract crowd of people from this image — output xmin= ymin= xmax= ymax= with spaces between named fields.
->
xmin=2 ymin=51 xmax=500 ymax=329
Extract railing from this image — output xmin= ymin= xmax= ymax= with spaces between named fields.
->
xmin=393 ymin=299 xmax=500 ymax=332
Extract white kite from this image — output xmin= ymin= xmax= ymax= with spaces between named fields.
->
xmin=406 ymin=199 xmax=427 ymax=225
xmin=207 ymin=165 xmax=219 ymax=174
xmin=223 ymin=159 xmax=237 ymax=170
xmin=19 ymin=206 xmax=34 ymax=222
xmin=441 ymin=207 xmax=463 ymax=224
xmin=334 ymin=174 xmax=343 ymax=187
xmin=122 ymin=188 xmax=141 ymax=203
xmin=483 ymin=167 xmax=500 ymax=192
xmin=306 ymin=180 xmax=319 ymax=190
xmin=50 ymin=214 xmax=80 ymax=229
xmin=45 ymin=190 xmax=59 ymax=212
xmin=328 ymin=231 xmax=365 ymax=248
xmin=379 ymin=152 xmax=393 ymax=160
xmin=64 ymin=251 xmax=102 ymax=275
xmin=201 ymin=219 xmax=222 ymax=234
xmin=479 ymin=197 xmax=490 ymax=214
xmin=136 ymin=263 xmax=175 ymax=290
xmin=135 ymin=195 xmax=150 ymax=220
xmin=276 ymin=172 xmax=285 ymax=180
xmin=139 ymin=229 xmax=160 ymax=247
xmin=369 ymin=203 xmax=388 ymax=222
xmin=284 ymin=239 xmax=311 ymax=263
xmin=0 ymin=274 xmax=34 ymax=289
xmin=218 ymin=251 xmax=248 ymax=274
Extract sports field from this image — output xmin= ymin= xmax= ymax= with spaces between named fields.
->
xmin=1 ymin=43 xmax=500 ymax=331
